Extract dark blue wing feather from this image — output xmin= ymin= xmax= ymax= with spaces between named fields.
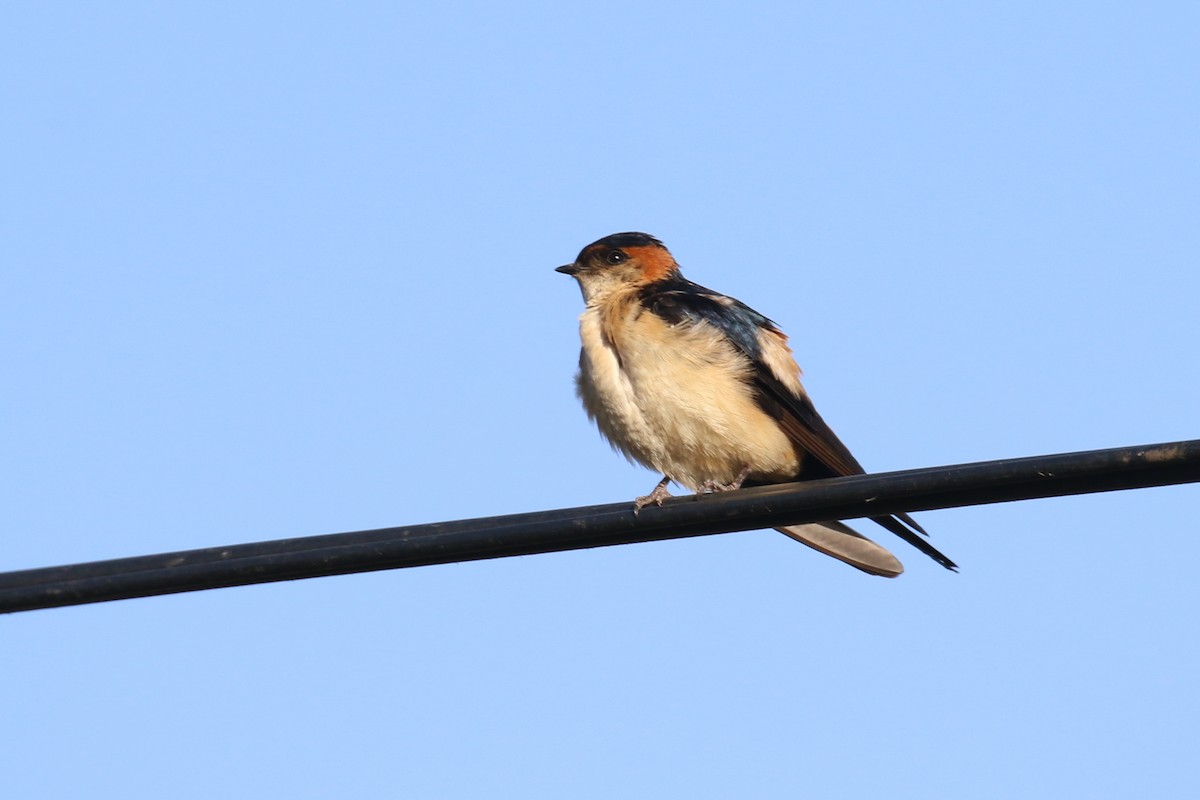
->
xmin=637 ymin=277 xmax=772 ymax=360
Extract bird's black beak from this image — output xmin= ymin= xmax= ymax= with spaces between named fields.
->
xmin=555 ymin=263 xmax=581 ymax=276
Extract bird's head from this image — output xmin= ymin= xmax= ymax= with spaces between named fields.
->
xmin=556 ymin=232 xmax=679 ymax=303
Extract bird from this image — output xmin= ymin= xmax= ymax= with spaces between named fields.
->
xmin=555 ymin=232 xmax=956 ymax=577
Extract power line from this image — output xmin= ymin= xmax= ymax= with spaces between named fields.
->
xmin=2 ymin=439 xmax=1198 ymax=614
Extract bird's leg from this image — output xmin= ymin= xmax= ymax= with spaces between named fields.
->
xmin=701 ymin=465 xmax=752 ymax=494
xmin=634 ymin=476 xmax=673 ymax=514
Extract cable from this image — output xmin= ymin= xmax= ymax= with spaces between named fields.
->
xmin=2 ymin=439 xmax=1198 ymax=614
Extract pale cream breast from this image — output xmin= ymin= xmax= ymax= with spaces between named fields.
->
xmin=575 ymin=290 xmax=799 ymax=490
xmin=575 ymin=305 xmax=662 ymax=471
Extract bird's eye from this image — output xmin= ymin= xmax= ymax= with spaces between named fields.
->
xmin=605 ymin=249 xmax=627 ymax=265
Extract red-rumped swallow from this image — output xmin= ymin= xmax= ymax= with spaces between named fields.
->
xmin=556 ymin=232 xmax=956 ymax=577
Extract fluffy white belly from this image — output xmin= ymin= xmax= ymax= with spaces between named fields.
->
xmin=575 ymin=306 xmax=799 ymax=490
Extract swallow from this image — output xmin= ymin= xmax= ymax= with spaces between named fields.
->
xmin=556 ymin=232 xmax=956 ymax=577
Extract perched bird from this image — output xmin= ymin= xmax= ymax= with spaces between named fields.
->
xmin=556 ymin=232 xmax=956 ymax=577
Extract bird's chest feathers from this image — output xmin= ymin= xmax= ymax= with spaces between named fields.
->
xmin=579 ymin=297 xmax=727 ymax=415
xmin=575 ymin=294 xmax=798 ymax=487
xmin=575 ymin=300 xmax=655 ymax=447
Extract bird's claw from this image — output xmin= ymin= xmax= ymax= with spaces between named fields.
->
xmin=633 ymin=477 xmax=673 ymax=514
xmin=701 ymin=466 xmax=752 ymax=494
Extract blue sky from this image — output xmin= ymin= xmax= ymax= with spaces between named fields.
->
xmin=3 ymin=2 xmax=1198 ymax=797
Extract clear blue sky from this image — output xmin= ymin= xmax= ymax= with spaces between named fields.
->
xmin=4 ymin=3 xmax=1198 ymax=797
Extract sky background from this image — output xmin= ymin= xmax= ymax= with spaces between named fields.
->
xmin=3 ymin=2 xmax=1199 ymax=797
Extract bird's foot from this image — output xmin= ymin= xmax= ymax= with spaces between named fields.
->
xmin=634 ymin=477 xmax=673 ymax=514
xmin=701 ymin=465 xmax=752 ymax=494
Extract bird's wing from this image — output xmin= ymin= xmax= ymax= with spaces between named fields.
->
xmin=638 ymin=278 xmax=873 ymax=479
xmin=638 ymin=278 xmax=956 ymax=572
xmin=751 ymin=325 xmax=958 ymax=572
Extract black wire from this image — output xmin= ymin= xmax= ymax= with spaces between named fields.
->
xmin=2 ymin=439 xmax=1198 ymax=614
